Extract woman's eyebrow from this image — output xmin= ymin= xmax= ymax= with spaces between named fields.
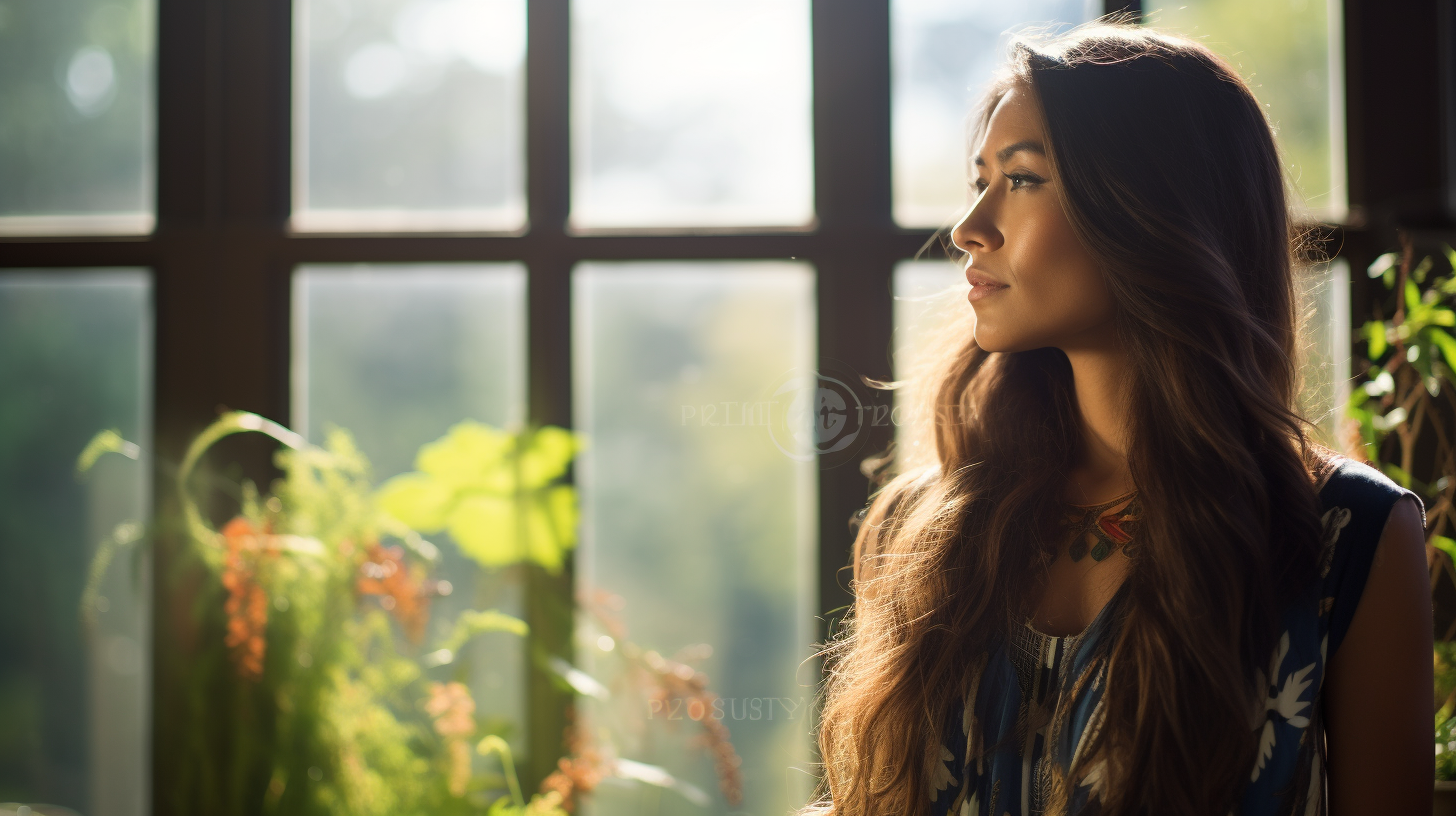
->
xmin=972 ymin=140 xmax=1046 ymax=167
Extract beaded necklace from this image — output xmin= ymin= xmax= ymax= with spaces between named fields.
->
xmin=1061 ymin=490 xmax=1142 ymax=562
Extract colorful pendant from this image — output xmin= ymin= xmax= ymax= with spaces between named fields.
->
xmin=1063 ymin=493 xmax=1141 ymax=563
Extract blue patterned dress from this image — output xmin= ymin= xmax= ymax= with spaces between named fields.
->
xmin=926 ymin=457 xmax=1424 ymax=816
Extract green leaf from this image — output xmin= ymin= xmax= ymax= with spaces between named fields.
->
xmin=376 ymin=472 xmax=454 ymax=532
xmin=478 ymin=735 xmax=528 ymax=813
xmin=79 ymin=521 xmax=145 ymax=630
xmin=1346 ymin=386 xmax=1370 ymax=410
xmin=1369 ymin=252 xmax=1398 ymax=279
xmin=1364 ymin=320 xmax=1388 ymax=360
xmin=416 ymin=421 xmax=514 ymax=487
xmin=321 ymin=425 xmax=369 ymax=473
xmin=1363 ymin=370 xmax=1395 ymax=397
xmin=487 ymin=797 xmax=524 ymax=816
xmin=1433 ymin=535 xmax=1456 ymax=565
xmin=380 ymin=422 xmax=585 ymax=571
xmin=1408 ymin=279 xmax=1425 ymax=314
xmin=1431 ymin=328 xmax=1456 ymax=369
xmin=1414 ymin=256 xmax=1434 ymax=284
xmin=176 ymin=411 xmax=310 ymax=561
xmin=518 ymin=427 xmax=583 ymax=489
xmin=1431 ymin=308 xmax=1456 ymax=327
xmin=448 ymin=494 xmax=520 ymax=566
xmin=1412 ymin=342 xmax=1434 ymax=381
xmin=544 ymin=655 xmax=611 ymax=699
xmin=544 ymin=484 xmax=579 ymax=550
xmin=613 ymin=758 xmax=712 ymax=807
xmin=523 ymin=500 xmax=563 ymax=573
xmin=76 ymin=429 xmax=141 ymax=474
xmin=485 ymin=792 xmax=567 ymax=816
xmin=439 ymin=609 xmax=529 ymax=653
xmin=1372 ymin=405 xmax=1408 ymax=432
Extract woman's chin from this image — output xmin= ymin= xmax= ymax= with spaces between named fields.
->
xmin=972 ymin=327 xmax=1009 ymax=353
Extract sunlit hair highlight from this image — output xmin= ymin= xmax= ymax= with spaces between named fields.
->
xmin=805 ymin=22 xmax=1332 ymax=816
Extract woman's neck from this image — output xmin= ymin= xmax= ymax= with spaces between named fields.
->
xmin=1062 ymin=333 xmax=1135 ymax=505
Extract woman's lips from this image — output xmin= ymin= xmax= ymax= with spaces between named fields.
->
xmin=965 ymin=270 xmax=1008 ymax=303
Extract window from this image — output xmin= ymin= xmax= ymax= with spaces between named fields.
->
xmin=574 ymin=262 xmax=817 ymax=814
xmin=293 ymin=0 xmax=527 ymax=231
xmin=0 ymin=271 xmax=152 ymax=815
xmin=1145 ymin=0 xmax=1346 ymax=220
xmin=0 ymin=0 xmax=155 ymax=234
xmin=571 ymin=0 xmax=814 ymax=229
xmin=294 ymin=264 xmax=531 ymax=756
xmin=891 ymin=0 xmax=1098 ymax=227
xmin=1 ymin=1 xmax=1389 ymax=813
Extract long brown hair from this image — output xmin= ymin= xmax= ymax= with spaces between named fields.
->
xmin=809 ymin=24 xmax=1330 ymax=816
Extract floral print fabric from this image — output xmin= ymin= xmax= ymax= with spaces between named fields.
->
xmin=927 ymin=458 xmax=1422 ymax=816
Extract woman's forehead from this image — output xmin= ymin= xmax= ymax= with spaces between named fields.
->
xmin=976 ymin=85 xmax=1046 ymax=163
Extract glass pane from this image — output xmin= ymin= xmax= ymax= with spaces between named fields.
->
xmin=0 ymin=270 xmax=152 ymax=815
xmin=0 ymin=1 xmax=155 ymax=234
xmin=293 ymin=263 xmax=529 ymax=755
xmin=892 ymin=0 xmax=1095 ymax=228
xmin=571 ymin=1 xmax=814 ymax=229
xmin=574 ymin=262 xmax=817 ymax=816
xmin=293 ymin=0 xmax=526 ymax=232
xmin=1146 ymin=0 xmax=1345 ymax=219
xmin=892 ymin=260 xmax=968 ymax=469
xmin=1296 ymin=259 xmax=1351 ymax=446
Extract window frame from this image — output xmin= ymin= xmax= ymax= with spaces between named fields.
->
xmin=3 ymin=0 xmax=1451 ymax=808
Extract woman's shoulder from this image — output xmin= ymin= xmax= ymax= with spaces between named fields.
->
xmin=1311 ymin=455 xmax=1427 ymax=656
xmin=1315 ymin=455 xmax=1420 ymax=515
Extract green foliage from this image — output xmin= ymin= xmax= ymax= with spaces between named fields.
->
xmin=376 ymin=422 xmax=586 ymax=574
xmin=437 ymin=610 xmax=531 ymax=659
xmin=75 ymin=427 xmax=140 ymax=474
xmin=81 ymin=412 xmax=738 ymax=812
xmin=151 ymin=412 xmax=570 ymax=815
xmin=1344 ymin=245 xmax=1456 ymax=780
xmin=1344 ymin=247 xmax=1456 ymax=491
xmin=1439 ymin=642 xmax=1456 ymax=781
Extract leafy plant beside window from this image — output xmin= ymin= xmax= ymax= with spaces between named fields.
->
xmin=77 ymin=414 xmax=742 ymax=815
xmin=1341 ymin=240 xmax=1456 ymax=779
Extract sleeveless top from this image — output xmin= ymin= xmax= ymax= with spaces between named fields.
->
xmin=924 ymin=457 xmax=1424 ymax=816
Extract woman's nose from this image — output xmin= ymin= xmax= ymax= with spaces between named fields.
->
xmin=951 ymin=195 xmax=1002 ymax=255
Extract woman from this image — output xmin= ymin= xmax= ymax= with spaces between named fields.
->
xmin=810 ymin=24 xmax=1431 ymax=816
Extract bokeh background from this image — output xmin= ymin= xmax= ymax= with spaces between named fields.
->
xmin=1 ymin=1 xmax=1449 ymax=814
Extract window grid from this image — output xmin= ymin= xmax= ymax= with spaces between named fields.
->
xmin=0 ymin=0 xmax=1427 ymax=808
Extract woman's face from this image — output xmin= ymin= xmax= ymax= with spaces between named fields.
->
xmin=951 ymin=82 xmax=1115 ymax=354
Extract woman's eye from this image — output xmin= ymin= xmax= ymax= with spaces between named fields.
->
xmin=973 ymin=178 xmax=989 ymax=194
xmin=1004 ymin=172 xmax=1043 ymax=190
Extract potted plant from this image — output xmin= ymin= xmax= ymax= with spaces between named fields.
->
xmin=75 ymin=414 xmax=742 ymax=815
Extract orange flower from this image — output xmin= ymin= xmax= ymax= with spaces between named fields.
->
xmin=221 ymin=517 xmax=272 ymax=680
xmin=539 ymin=721 xmax=607 ymax=813
xmin=425 ymin=682 xmax=477 ymax=796
xmin=356 ymin=543 xmax=430 ymax=642
xmin=640 ymin=651 xmax=744 ymax=806
xmin=425 ymin=681 xmax=477 ymax=738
